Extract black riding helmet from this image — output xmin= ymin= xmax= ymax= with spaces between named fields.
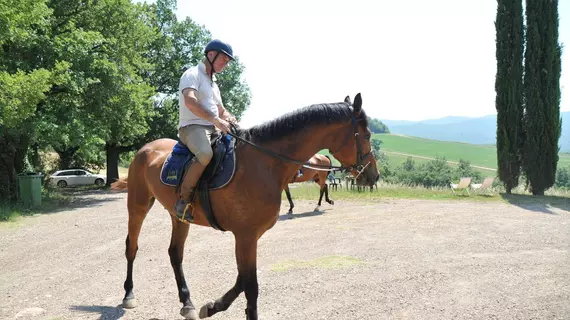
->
xmin=204 ymin=39 xmax=234 ymax=80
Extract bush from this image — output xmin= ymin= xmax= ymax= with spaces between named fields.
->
xmin=454 ymin=159 xmax=483 ymax=183
xmin=555 ymin=166 xmax=570 ymax=189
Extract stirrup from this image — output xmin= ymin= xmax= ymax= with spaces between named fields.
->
xmin=174 ymin=199 xmax=194 ymax=224
xmin=180 ymin=202 xmax=194 ymax=224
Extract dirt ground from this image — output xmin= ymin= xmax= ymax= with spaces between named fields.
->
xmin=0 ymin=190 xmax=569 ymax=320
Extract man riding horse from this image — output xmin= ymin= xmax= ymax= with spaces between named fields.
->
xmin=174 ymin=39 xmax=238 ymax=217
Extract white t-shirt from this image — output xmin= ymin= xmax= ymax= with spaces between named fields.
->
xmin=178 ymin=62 xmax=222 ymax=128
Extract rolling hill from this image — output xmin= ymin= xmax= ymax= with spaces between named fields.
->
xmin=381 ymin=112 xmax=570 ymax=152
xmin=319 ymin=134 xmax=570 ymax=176
xmin=372 ymin=134 xmax=570 ymax=172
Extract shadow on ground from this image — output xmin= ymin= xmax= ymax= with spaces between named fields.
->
xmin=18 ymin=187 xmax=126 ymax=217
xmin=278 ymin=209 xmax=327 ymax=221
xmin=70 ymin=305 xmax=125 ymax=320
xmin=500 ymin=193 xmax=570 ymax=214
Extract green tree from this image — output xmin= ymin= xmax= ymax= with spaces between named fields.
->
xmin=554 ymin=166 xmax=570 ymax=189
xmin=367 ymin=117 xmax=390 ymax=133
xmin=495 ymin=0 xmax=524 ymax=194
xmin=522 ymin=0 xmax=562 ymax=195
xmin=0 ymin=0 xmax=56 ymax=202
xmin=454 ymin=159 xmax=483 ymax=183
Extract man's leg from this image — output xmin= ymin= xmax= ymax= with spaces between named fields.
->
xmin=174 ymin=125 xmax=215 ymax=218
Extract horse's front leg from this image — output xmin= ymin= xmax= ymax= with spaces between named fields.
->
xmin=237 ymin=235 xmax=259 ymax=320
xmin=169 ymin=218 xmax=198 ymax=319
xmin=199 ymin=275 xmax=243 ymax=318
xmin=200 ymin=234 xmax=259 ymax=319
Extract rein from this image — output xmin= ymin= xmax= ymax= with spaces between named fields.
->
xmin=225 ymin=113 xmax=371 ymax=174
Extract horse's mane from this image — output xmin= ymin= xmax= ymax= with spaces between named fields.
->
xmin=236 ymin=102 xmax=368 ymax=143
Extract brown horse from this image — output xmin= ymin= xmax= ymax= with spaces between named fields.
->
xmin=284 ymin=153 xmax=334 ymax=214
xmin=111 ymin=93 xmax=379 ymax=320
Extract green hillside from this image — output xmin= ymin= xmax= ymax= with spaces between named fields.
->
xmin=374 ymin=134 xmax=497 ymax=169
xmin=374 ymin=134 xmax=570 ymax=170
xmin=318 ymin=134 xmax=570 ymax=174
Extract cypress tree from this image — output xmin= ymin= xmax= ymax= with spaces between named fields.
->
xmin=522 ymin=0 xmax=562 ymax=195
xmin=495 ymin=0 xmax=524 ymax=194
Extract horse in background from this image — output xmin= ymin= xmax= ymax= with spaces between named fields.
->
xmin=284 ymin=153 xmax=334 ymax=214
xmin=110 ymin=93 xmax=379 ymax=320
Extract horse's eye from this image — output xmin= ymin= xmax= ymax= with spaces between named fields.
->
xmin=365 ymin=135 xmax=371 ymax=140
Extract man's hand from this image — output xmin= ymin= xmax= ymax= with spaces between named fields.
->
xmin=226 ymin=116 xmax=238 ymax=125
xmin=212 ymin=116 xmax=231 ymax=134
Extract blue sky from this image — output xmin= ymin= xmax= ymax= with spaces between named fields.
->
xmin=147 ymin=0 xmax=570 ymax=127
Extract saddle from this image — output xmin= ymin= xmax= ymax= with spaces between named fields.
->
xmin=160 ymin=134 xmax=237 ymax=231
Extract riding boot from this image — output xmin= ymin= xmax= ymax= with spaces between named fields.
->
xmin=174 ymin=159 xmax=208 ymax=221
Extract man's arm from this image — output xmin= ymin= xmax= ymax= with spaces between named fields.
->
xmin=217 ymin=103 xmax=237 ymax=123
xmin=182 ymin=88 xmax=217 ymax=122
xmin=182 ymin=87 xmax=231 ymax=133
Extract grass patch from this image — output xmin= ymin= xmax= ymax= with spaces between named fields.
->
xmin=0 ymin=187 xmax=73 ymax=223
xmin=271 ymin=255 xmax=363 ymax=272
xmin=374 ymin=133 xmax=498 ymax=169
xmin=284 ymin=181 xmax=570 ymax=204
xmin=0 ymin=205 xmax=21 ymax=222
xmin=283 ymin=182 xmax=504 ymax=202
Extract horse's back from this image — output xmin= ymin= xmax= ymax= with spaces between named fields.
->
xmin=141 ymin=138 xmax=178 ymax=153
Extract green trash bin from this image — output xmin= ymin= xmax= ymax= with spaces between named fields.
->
xmin=17 ymin=173 xmax=43 ymax=207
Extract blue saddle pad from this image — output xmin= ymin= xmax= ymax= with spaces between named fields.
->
xmin=160 ymin=135 xmax=236 ymax=190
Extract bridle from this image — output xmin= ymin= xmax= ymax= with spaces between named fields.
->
xmin=327 ymin=112 xmax=373 ymax=178
xmin=225 ymin=109 xmax=372 ymax=176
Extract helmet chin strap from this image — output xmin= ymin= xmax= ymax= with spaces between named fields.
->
xmin=206 ymin=52 xmax=220 ymax=84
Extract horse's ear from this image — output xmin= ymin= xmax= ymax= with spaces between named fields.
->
xmin=344 ymin=95 xmax=351 ymax=104
xmin=353 ymin=93 xmax=362 ymax=113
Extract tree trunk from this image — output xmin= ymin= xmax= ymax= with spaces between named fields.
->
xmin=105 ymin=143 xmax=136 ymax=186
xmin=29 ymin=143 xmax=42 ymax=173
xmin=54 ymin=146 xmax=80 ymax=169
xmin=105 ymin=143 xmax=121 ymax=187
xmin=0 ymin=129 xmax=19 ymax=203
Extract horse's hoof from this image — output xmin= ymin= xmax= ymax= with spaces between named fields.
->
xmin=180 ymin=306 xmax=198 ymax=319
xmin=287 ymin=210 xmax=293 ymax=215
xmin=199 ymin=302 xmax=214 ymax=318
xmin=330 ymin=200 xmax=334 ymax=205
xmin=313 ymin=206 xmax=320 ymax=212
xmin=122 ymin=298 xmax=137 ymax=309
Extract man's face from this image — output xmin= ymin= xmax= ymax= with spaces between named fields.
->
xmin=208 ymin=51 xmax=231 ymax=73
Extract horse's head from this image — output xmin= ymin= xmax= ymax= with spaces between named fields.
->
xmin=328 ymin=93 xmax=380 ymax=186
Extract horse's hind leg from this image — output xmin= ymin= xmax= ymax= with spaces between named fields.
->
xmin=199 ymin=275 xmax=244 ymax=318
xmin=315 ymin=183 xmax=332 ymax=212
xmin=285 ymin=186 xmax=294 ymax=215
xmin=324 ymin=183 xmax=334 ymax=205
xmin=123 ymin=196 xmax=155 ymax=309
xmin=168 ymin=218 xmax=198 ymax=319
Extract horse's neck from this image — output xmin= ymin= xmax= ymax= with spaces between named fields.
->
xmin=252 ymin=124 xmax=341 ymax=184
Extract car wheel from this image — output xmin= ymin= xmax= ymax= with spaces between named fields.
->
xmin=57 ymin=180 xmax=67 ymax=188
xmin=95 ymin=178 xmax=105 ymax=186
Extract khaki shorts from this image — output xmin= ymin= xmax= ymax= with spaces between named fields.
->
xmin=178 ymin=124 xmax=219 ymax=165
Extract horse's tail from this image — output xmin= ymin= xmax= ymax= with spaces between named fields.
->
xmin=111 ymin=177 xmax=128 ymax=191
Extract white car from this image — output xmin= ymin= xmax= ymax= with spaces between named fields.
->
xmin=49 ymin=169 xmax=107 ymax=188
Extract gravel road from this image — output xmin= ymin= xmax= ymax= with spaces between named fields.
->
xmin=1 ymin=190 xmax=569 ymax=320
